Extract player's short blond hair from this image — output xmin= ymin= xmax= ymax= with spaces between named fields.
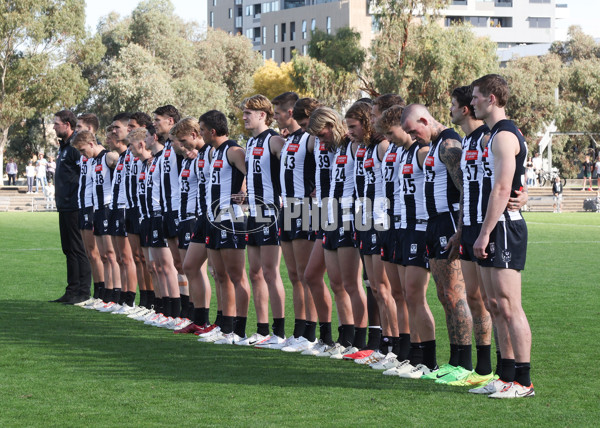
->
xmin=170 ymin=117 xmax=201 ymax=139
xmin=241 ymin=94 xmax=274 ymax=126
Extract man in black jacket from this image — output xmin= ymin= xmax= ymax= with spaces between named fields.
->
xmin=51 ymin=110 xmax=92 ymax=304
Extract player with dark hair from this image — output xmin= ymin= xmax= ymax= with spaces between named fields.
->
xmin=271 ymin=92 xmax=320 ymax=352
xmin=471 ymin=74 xmax=534 ymax=398
xmin=197 ymin=110 xmax=251 ymax=344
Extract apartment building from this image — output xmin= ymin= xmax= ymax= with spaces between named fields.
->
xmin=208 ymin=0 xmax=569 ymax=63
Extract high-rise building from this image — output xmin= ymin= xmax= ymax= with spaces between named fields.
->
xmin=208 ymin=0 xmax=569 ymax=63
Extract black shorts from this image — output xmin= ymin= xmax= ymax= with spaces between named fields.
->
xmin=279 ymin=201 xmax=314 ymax=242
xmin=357 ymin=228 xmax=380 ymax=256
xmin=397 ymin=228 xmax=429 ymax=268
xmin=246 ymin=212 xmax=280 ymax=246
xmin=486 ymin=215 xmax=527 ymax=271
xmin=109 ymin=208 xmax=127 ymax=237
xmin=190 ymin=215 xmax=208 ymax=244
xmin=205 ymin=219 xmax=247 ymax=250
xmin=139 ymin=217 xmax=152 ymax=248
xmin=79 ymin=206 xmax=93 ymax=230
xmin=163 ymin=210 xmax=179 ymax=239
xmin=126 ymin=207 xmax=140 ymax=235
xmin=178 ymin=217 xmax=196 ymax=250
xmin=93 ymin=206 xmax=110 ymax=236
xmin=150 ymin=215 xmax=168 ymax=248
xmin=322 ymin=220 xmax=356 ymax=250
xmin=379 ymin=229 xmax=396 ymax=262
xmin=426 ymin=211 xmax=458 ymax=260
xmin=460 ymin=224 xmax=493 ymax=267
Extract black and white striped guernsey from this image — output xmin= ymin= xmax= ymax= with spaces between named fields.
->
xmin=245 ymin=129 xmax=281 ymax=216
xmin=110 ymin=149 xmax=128 ymax=209
xmin=125 ymin=150 xmax=142 ymax=210
xmin=91 ymin=150 xmax=113 ymax=209
xmin=461 ymin=124 xmax=489 ymax=226
xmin=314 ymin=137 xmax=333 ymax=207
xmin=160 ymin=139 xmax=181 ymax=214
xmin=78 ymin=156 xmax=94 ymax=209
xmin=327 ymin=140 xmax=355 ymax=224
xmin=196 ymin=145 xmax=212 ymax=217
xmin=400 ymin=142 xmax=428 ymax=231
xmin=148 ymin=150 xmax=163 ymax=215
xmin=485 ymin=119 xmax=527 ymax=222
xmin=424 ymin=128 xmax=462 ymax=218
xmin=382 ymin=144 xmax=403 ymax=219
xmin=179 ymin=155 xmax=199 ymax=220
xmin=363 ymin=142 xmax=386 ymax=226
xmin=137 ymin=159 xmax=152 ymax=219
xmin=280 ymin=129 xmax=315 ymax=206
xmin=207 ymin=140 xmax=245 ymax=222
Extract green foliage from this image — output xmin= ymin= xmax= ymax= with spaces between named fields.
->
xmin=290 ymin=53 xmax=359 ymax=109
xmin=307 ymin=28 xmax=366 ymax=74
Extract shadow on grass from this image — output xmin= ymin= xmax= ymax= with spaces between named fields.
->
xmin=0 ymin=300 xmax=460 ymax=394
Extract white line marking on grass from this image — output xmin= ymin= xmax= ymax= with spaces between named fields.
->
xmin=527 ymin=222 xmax=600 ymax=228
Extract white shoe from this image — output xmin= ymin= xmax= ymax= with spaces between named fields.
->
xmin=330 ymin=346 xmax=358 ymax=360
xmin=488 ymin=381 xmax=535 ymax=399
xmin=83 ymin=298 xmax=102 ymax=309
xmin=127 ymin=307 xmax=148 ymax=318
xmin=254 ymin=334 xmax=286 ymax=349
xmin=91 ymin=299 xmax=108 ymax=310
xmin=215 ymin=332 xmax=242 ymax=345
xmin=469 ymin=378 xmax=507 ymax=395
xmin=383 ymin=359 xmax=414 ymax=376
xmin=173 ymin=318 xmax=192 ymax=330
xmin=235 ymin=333 xmax=267 ymax=346
xmin=97 ymin=302 xmax=118 ymax=312
xmin=282 ymin=337 xmax=317 ymax=353
xmin=111 ymin=303 xmax=135 ymax=315
xmin=370 ymin=353 xmax=399 ymax=370
xmin=315 ymin=343 xmax=345 ymax=357
xmin=144 ymin=312 xmax=163 ymax=325
xmin=266 ymin=335 xmax=297 ymax=350
xmin=355 ymin=350 xmax=385 ymax=365
xmin=198 ymin=329 xmax=224 ymax=343
xmin=198 ymin=326 xmax=221 ymax=338
xmin=138 ymin=310 xmax=157 ymax=322
xmin=75 ymin=297 xmax=95 ymax=307
xmin=154 ymin=315 xmax=173 ymax=327
xmin=398 ymin=363 xmax=434 ymax=379
xmin=301 ymin=339 xmax=329 ymax=355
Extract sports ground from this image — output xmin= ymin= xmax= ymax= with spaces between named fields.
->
xmin=1 ymin=212 xmax=598 ymax=427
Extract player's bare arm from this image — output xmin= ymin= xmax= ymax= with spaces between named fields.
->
xmin=474 ymin=131 xmax=519 ymax=259
xmin=270 ymin=135 xmax=285 ymax=159
xmin=105 ymin=152 xmax=119 ymax=169
xmin=440 ymin=138 xmax=464 ymax=260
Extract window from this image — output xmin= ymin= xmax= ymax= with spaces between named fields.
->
xmin=274 ymin=24 xmax=279 ymax=43
xmin=263 ymin=51 xmax=267 ymax=60
xmin=246 ymin=29 xmax=253 ymax=39
xmin=271 ymin=49 xmax=275 ymax=59
xmin=326 ymin=16 xmax=331 ymax=34
xmin=254 ymin=27 xmax=261 ymax=41
xmin=490 ymin=17 xmax=512 ymax=27
xmin=302 ymin=44 xmax=307 ymax=55
xmin=210 ymin=11 xmax=214 ymax=27
xmin=451 ymin=0 xmax=467 ymax=4
xmin=302 ymin=20 xmax=307 ymax=39
xmin=237 ymin=7 xmax=242 ymax=16
xmin=213 ymin=0 xmax=217 ymax=5
xmin=529 ymin=17 xmax=551 ymax=28
xmin=282 ymin=23 xmax=286 ymax=42
xmin=467 ymin=16 xmax=487 ymax=27
xmin=495 ymin=0 xmax=512 ymax=6
xmin=291 ymin=22 xmax=296 ymax=41
xmin=254 ymin=4 xmax=261 ymax=17
xmin=445 ymin=16 xmax=464 ymax=26
xmin=272 ymin=1 xmax=279 ymax=11
xmin=246 ymin=6 xmax=252 ymax=16
xmin=235 ymin=16 xmax=242 ymax=27
xmin=229 ymin=8 xmax=232 ymax=19
xmin=262 ymin=26 xmax=267 ymax=44
xmin=282 ymin=47 xmax=286 ymax=62
xmin=530 ymin=0 xmax=550 ymax=3
xmin=262 ymin=2 xmax=271 ymax=13
xmin=311 ymin=18 xmax=316 ymax=32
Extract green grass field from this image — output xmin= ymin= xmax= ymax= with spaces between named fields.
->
xmin=1 ymin=212 xmax=599 ymax=427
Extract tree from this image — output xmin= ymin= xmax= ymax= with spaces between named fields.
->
xmin=550 ymin=25 xmax=600 ymax=63
xmin=307 ymin=28 xmax=366 ymax=74
xmin=290 ymin=53 xmax=359 ymax=110
xmin=251 ymin=60 xmax=301 ymax=100
xmin=0 ymin=0 xmax=101 ymax=174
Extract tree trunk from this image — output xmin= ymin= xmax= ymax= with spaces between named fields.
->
xmin=0 ymin=127 xmax=8 ymax=185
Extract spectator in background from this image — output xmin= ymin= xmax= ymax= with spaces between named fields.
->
xmin=595 ymin=155 xmax=600 ymax=191
xmin=26 ymin=161 xmax=36 ymax=193
xmin=6 ymin=158 xmax=17 ymax=185
xmin=525 ymin=156 xmax=535 ymax=187
xmin=36 ymin=153 xmax=48 ymax=194
xmin=552 ymin=176 xmax=563 ymax=213
xmin=47 ymin=156 xmax=56 ymax=184
xmin=582 ymin=155 xmax=593 ymax=191
xmin=532 ymin=151 xmax=542 ymax=187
